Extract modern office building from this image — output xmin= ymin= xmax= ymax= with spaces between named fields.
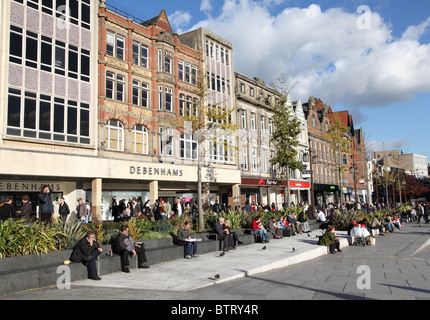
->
xmin=0 ymin=0 xmax=98 ymax=219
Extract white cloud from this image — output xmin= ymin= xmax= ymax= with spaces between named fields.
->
xmin=169 ymin=10 xmax=192 ymax=33
xmin=187 ymin=1 xmax=430 ymax=110
xmin=200 ymin=0 xmax=212 ymax=13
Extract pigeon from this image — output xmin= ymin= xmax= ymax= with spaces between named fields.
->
xmin=307 ymin=233 xmax=311 ymax=237
xmin=292 ymin=247 xmax=296 ymax=253
xmin=214 ymin=274 xmax=220 ymax=280
xmin=262 ymin=246 xmax=267 ymax=251
xmin=219 ymin=251 xmax=225 ymax=257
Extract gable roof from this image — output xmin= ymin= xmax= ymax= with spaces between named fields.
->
xmin=141 ymin=9 xmax=173 ymax=34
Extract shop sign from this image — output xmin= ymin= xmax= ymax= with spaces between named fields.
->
xmin=0 ymin=182 xmax=62 ymax=192
xmin=129 ymin=166 xmax=183 ymax=177
xmin=258 ymin=179 xmax=280 ymax=186
xmin=289 ymin=181 xmax=310 ymax=188
xmin=159 ymin=191 xmax=177 ymax=197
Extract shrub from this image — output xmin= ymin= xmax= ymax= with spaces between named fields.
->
xmin=0 ymin=219 xmax=68 ymax=258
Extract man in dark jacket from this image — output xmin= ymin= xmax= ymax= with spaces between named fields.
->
xmin=0 ymin=196 xmax=16 ymax=221
xmin=116 ymin=225 xmax=149 ymax=273
xmin=214 ymin=217 xmax=234 ymax=251
xmin=70 ymin=231 xmax=102 ymax=280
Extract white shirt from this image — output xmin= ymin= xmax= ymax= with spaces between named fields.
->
xmin=317 ymin=211 xmax=326 ymax=222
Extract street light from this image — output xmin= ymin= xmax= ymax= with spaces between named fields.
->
xmin=304 ymin=144 xmax=318 ymax=212
xmin=349 ymin=156 xmax=359 ymax=210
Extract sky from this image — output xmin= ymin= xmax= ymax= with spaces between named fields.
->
xmin=106 ymin=0 xmax=430 ymax=161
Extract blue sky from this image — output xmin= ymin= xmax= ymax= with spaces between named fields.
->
xmin=106 ymin=0 xmax=430 ymax=161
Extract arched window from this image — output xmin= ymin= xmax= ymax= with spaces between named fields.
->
xmin=133 ymin=124 xmax=148 ymax=154
xmin=106 ymin=119 xmax=124 ymax=151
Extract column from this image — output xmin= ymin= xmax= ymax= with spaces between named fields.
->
xmin=149 ymin=180 xmax=159 ymax=204
xmin=232 ymin=183 xmax=240 ymax=207
xmin=91 ymin=178 xmax=102 ymax=224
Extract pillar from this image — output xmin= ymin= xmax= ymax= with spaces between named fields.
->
xmin=232 ymin=183 xmax=240 ymax=207
xmin=91 ymin=178 xmax=102 ymax=224
xmin=149 ymin=180 xmax=158 ymax=204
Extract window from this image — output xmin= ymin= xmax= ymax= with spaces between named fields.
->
xmin=132 ymin=80 xmax=140 ymax=105
xmin=81 ymin=0 xmax=91 ymax=30
xmin=262 ymin=149 xmax=268 ymax=172
xmin=269 ymin=118 xmax=273 ymax=135
xmin=252 ymin=147 xmax=258 ymax=171
xmin=132 ymin=41 xmax=140 ymax=65
xmin=158 ymin=86 xmax=163 ymax=110
xmin=106 ymin=119 xmax=124 ymax=151
xmin=6 ymin=89 xmax=90 ymax=144
xmin=40 ymin=36 xmax=52 ymax=72
xmin=141 ymin=82 xmax=149 ymax=108
xmin=179 ymin=94 xmax=185 ymax=116
xmin=42 ymin=0 xmax=53 ymax=15
xmin=80 ymin=48 xmax=90 ymax=82
xmin=191 ymin=66 xmax=197 ymax=85
xmin=116 ymin=74 xmax=125 ymax=102
xmin=260 ymin=115 xmax=265 ymax=132
xmin=185 ymin=63 xmax=191 ymax=83
xmin=106 ymin=72 xmax=114 ymax=99
xmin=178 ymin=60 xmax=184 ymax=81
xmin=141 ymin=45 xmax=148 ymax=68
xmin=132 ymin=79 xmax=150 ymax=108
xmin=241 ymin=146 xmax=248 ymax=170
xmin=165 ymin=87 xmax=173 ymax=111
xmin=158 ymin=49 xmax=162 ymax=72
xmin=250 ymin=87 xmax=254 ymax=97
xmin=55 ymin=40 xmax=66 ymax=75
xmin=240 ymin=110 xmax=246 ymax=129
xmin=159 ymin=127 xmax=173 ymax=156
xmin=164 ymin=53 xmax=172 ymax=74
xmin=106 ymin=31 xmax=115 ymax=57
xmin=250 ymin=113 xmax=255 ymax=131
xmin=133 ymin=124 xmax=148 ymax=154
xmin=26 ymin=30 xmax=38 ymax=69
xmin=116 ymin=35 xmax=125 ymax=60
xmin=68 ymin=44 xmax=78 ymax=79
xmin=180 ymin=134 xmax=197 ymax=160
xmin=9 ymin=26 xmax=23 ymax=64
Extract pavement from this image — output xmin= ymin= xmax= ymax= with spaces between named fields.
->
xmin=71 ymin=229 xmax=350 ymax=292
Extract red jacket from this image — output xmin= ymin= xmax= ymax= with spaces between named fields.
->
xmin=250 ymin=219 xmax=261 ymax=231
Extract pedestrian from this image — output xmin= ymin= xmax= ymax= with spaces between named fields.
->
xmin=39 ymin=185 xmax=54 ymax=223
xmin=18 ymin=195 xmax=32 ymax=223
xmin=116 ymin=225 xmax=150 ymax=272
xmin=0 ymin=196 xmax=17 ymax=222
xmin=177 ymin=221 xmax=199 ymax=259
xmin=173 ymin=198 xmax=184 ymax=218
xmin=76 ymin=198 xmax=87 ymax=223
xmin=69 ymin=231 xmax=102 ymax=280
xmin=58 ymin=197 xmax=70 ymax=223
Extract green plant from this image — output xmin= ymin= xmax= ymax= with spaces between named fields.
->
xmin=0 ymin=219 xmax=68 ymax=258
xmin=330 ymin=211 xmax=365 ymax=231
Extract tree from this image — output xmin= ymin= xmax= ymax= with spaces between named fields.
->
xmin=269 ymin=75 xmax=302 ymax=205
xmin=171 ymin=69 xmax=238 ymax=232
xmin=325 ymin=115 xmax=351 ymax=205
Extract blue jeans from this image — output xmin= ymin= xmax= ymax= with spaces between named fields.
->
xmin=179 ymin=241 xmax=198 ymax=256
xmin=252 ymin=229 xmax=269 ymax=242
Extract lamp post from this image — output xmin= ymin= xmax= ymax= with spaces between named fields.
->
xmin=304 ymin=142 xmax=318 ymax=212
xmin=350 ymin=155 xmax=359 ymax=210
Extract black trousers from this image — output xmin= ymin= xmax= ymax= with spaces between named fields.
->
xmin=218 ymin=234 xmax=233 ymax=248
xmin=329 ymin=240 xmax=341 ymax=253
xmin=119 ymin=246 xmax=147 ymax=270
xmin=83 ymin=250 xmax=101 ymax=278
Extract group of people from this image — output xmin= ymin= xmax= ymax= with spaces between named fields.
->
xmin=69 ymin=225 xmax=150 ymax=280
xmin=110 ymin=198 xmax=197 ymax=222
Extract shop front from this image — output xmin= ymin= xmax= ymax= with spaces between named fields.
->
xmin=240 ymin=178 xmax=287 ymax=210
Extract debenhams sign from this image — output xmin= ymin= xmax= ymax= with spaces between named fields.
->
xmin=129 ymin=166 xmax=184 ymax=177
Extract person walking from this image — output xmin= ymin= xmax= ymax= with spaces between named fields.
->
xmin=39 ymin=185 xmax=54 ymax=223
xmin=58 ymin=197 xmax=70 ymax=223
